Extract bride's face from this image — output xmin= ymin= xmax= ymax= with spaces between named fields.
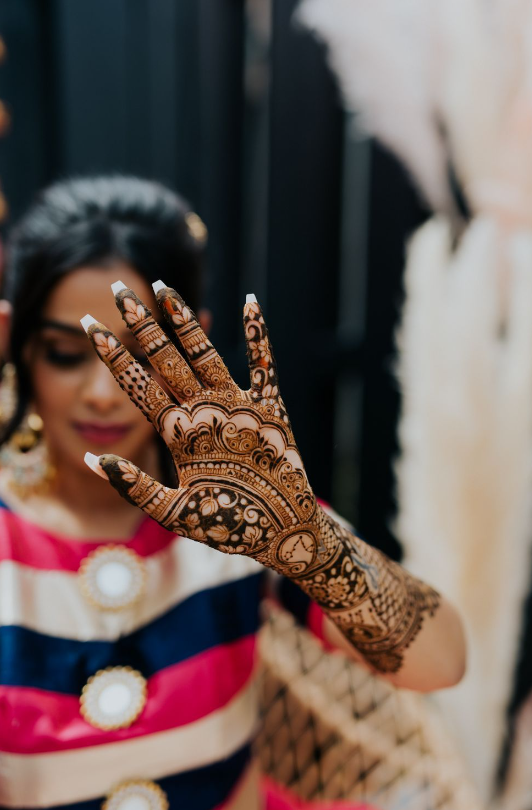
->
xmin=26 ymin=262 xmax=161 ymax=479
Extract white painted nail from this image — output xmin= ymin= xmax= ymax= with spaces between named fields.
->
xmin=80 ymin=314 xmax=98 ymax=333
xmin=111 ymin=280 xmax=127 ymax=295
xmin=84 ymin=452 xmax=109 ymax=480
xmin=246 ymin=293 xmax=257 ymax=304
xmin=152 ymin=280 xmax=167 ymax=294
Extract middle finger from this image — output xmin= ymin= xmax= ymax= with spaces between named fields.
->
xmin=111 ymin=281 xmax=202 ymax=403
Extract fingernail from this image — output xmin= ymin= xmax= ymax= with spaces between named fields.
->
xmin=152 ymin=280 xmax=167 ymax=294
xmin=246 ymin=293 xmax=257 ymax=304
xmin=80 ymin=314 xmax=98 ymax=333
xmin=84 ymin=452 xmax=109 ymax=480
xmin=111 ymin=280 xmax=127 ymax=295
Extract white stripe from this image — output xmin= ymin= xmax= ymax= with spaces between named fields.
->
xmin=0 ymin=681 xmax=258 ymax=808
xmin=0 ymin=537 xmax=262 ymax=640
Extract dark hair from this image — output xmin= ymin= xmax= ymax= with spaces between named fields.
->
xmin=3 ymin=174 xmax=206 ymax=445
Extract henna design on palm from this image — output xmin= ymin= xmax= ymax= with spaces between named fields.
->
xmin=84 ymin=284 xmax=439 ymax=673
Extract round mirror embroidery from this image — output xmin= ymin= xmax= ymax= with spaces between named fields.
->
xmin=79 ymin=545 xmax=146 ymax=610
xmin=102 ymin=780 xmax=169 ymax=810
xmin=80 ymin=666 xmax=147 ymax=730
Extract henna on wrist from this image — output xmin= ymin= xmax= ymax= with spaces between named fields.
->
xmin=83 ymin=284 xmax=440 ymax=675
xmin=287 ymin=507 xmax=440 ymax=673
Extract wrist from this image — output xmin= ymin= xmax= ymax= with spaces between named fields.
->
xmin=280 ymin=507 xmax=440 ymax=674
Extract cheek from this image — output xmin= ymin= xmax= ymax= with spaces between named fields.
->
xmin=30 ymin=361 xmax=80 ymax=417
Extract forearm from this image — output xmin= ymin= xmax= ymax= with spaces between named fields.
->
xmin=283 ymin=506 xmax=466 ymax=690
xmin=322 ymin=594 xmax=466 ymax=691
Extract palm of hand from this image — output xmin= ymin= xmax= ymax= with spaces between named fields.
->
xmin=87 ymin=285 xmax=319 ymax=574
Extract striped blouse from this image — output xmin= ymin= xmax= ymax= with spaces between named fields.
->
xmin=0 ymin=500 xmax=330 ymax=810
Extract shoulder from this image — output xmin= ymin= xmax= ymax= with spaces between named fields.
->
xmin=0 ymin=479 xmax=28 ymax=564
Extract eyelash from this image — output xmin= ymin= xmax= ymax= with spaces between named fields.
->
xmin=44 ymin=349 xmax=88 ymax=368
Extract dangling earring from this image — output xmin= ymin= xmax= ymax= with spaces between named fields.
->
xmin=184 ymin=211 xmax=208 ymax=246
xmin=0 ymin=362 xmax=16 ymax=426
xmin=0 ymin=363 xmax=56 ymax=499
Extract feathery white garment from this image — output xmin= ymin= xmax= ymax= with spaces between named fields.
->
xmin=298 ymin=0 xmax=532 ymax=803
xmin=296 ymin=0 xmax=453 ymax=212
xmin=396 ymin=218 xmax=532 ymax=800
xmin=298 ymin=0 xmax=532 ymax=225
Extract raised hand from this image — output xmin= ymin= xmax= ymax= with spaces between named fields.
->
xmin=82 ymin=282 xmax=439 ymax=673
xmin=83 ymin=282 xmax=318 ymax=571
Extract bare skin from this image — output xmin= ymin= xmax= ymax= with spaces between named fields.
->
xmin=82 ymin=281 xmax=466 ymax=691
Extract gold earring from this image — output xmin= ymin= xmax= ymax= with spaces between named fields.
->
xmin=0 ymin=365 xmax=56 ymax=499
xmin=185 ymin=211 xmax=208 ymax=246
xmin=0 ymin=362 xmax=17 ymax=428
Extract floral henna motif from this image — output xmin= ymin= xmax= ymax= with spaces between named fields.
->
xmin=88 ymin=286 xmax=440 ymax=674
xmin=159 ymin=288 xmax=240 ymax=394
xmin=244 ymin=301 xmax=290 ymax=424
xmin=297 ymin=510 xmax=440 ymax=673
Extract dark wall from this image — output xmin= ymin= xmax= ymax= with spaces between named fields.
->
xmin=0 ymin=0 xmax=426 ymax=558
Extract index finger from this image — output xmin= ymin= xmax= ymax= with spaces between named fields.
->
xmin=81 ymin=315 xmax=176 ymax=436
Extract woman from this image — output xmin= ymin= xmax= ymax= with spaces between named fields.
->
xmin=0 ymin=175 xmax=465 ymax=810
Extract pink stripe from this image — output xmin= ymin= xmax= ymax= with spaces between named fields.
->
xmin=307 ymin=602 xmax=326 ymax=641
xmin=0 ymin=499 xmax=333 ymax=571
xmin=0 ymin=635 xmax=256 ymax=754
xmin=307 ymin=602 xmax=337 ymax=652
xmin=0 ymin=508 xmax=175 ymax=571
xmin=262 ymin=776 xmax=381 ymax=810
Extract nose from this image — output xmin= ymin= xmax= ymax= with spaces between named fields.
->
xmin=80 ymin=357 xmax=124 ymax=414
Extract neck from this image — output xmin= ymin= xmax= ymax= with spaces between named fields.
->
xmin=0 ymin=443 xmax=163 ymax=541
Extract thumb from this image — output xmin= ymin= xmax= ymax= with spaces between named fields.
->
xmin=84 ymin=451 xmax=178 ymax=529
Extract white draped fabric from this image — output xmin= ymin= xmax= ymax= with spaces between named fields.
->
xmin=298 ymin=1 xmax=532 ymax=804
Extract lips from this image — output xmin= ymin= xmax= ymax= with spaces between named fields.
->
xmin=72 ymin=422 xmax=133 ymax=446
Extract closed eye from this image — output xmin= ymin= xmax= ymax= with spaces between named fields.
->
xmin=44 ymin=348 xmax=89 ymax=368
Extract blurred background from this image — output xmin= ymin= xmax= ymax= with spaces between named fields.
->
xmin=0 ymin=0 xmax=429 ymax=559
xmin=5 ymin=5 xmax=532 ymax=806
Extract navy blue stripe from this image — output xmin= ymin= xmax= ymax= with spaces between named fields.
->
xmin=277 ymin=576 xmax=312 ymax=627
xmin=0 ymin=573 xmax=263 ymax=693
xmin=0 ymin=743 xmax=252 ymax=810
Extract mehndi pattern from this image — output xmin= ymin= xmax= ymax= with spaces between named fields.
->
xmin=85 ymin=286 xmax=439 ymax=673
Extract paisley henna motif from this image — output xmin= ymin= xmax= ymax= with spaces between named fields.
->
xmin=86 ymin=285 xmax=440 ymax=673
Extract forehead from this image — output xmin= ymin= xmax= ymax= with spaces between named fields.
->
xmin=42 ymin=262 xmax=157 ymax=334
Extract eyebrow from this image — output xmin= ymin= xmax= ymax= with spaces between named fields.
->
xmin=37 ymin=319 xmax=88 ymax=336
